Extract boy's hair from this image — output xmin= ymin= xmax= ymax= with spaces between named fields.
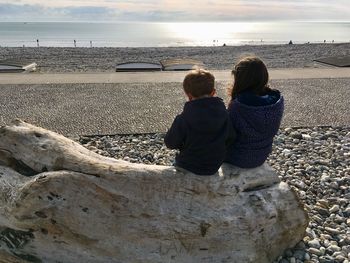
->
xmin=229 ymin=56 xmax=270 ymax=99
xmin=183 ymin=69 xmax=215 ymax=98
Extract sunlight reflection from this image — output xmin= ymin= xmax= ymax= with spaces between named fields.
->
xmin=161 ymin=22 xmax=255 ymax=44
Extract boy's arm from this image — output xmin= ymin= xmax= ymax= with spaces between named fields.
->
xmin=164 ymin=115 xmax=186 ymax=150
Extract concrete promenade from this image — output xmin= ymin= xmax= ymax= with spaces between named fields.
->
xmin=0 ymin=68 xmax=349 ymax=136
xmin=0 ymin=68 xmax=349 ymax=84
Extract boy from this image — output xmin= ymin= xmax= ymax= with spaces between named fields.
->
xmin=164 ymin=69 xmax=234 ymax=175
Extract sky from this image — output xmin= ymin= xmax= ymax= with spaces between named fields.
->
xmin=0 ymin=0 xmax=349 ymax=22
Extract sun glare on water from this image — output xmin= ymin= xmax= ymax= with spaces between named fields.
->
xmin=161 ymin=22 xmax=255 ymax=45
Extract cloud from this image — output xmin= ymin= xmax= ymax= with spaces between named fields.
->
xmin=0 ymin=3 xmax=117 ymax=21
xmin=64 ymin=6 xmax=115 ymax=18
xmin=0 ymin=0 xmax=349 ymax=21
xmin=0 ymin=3 xmax=39 ymax=15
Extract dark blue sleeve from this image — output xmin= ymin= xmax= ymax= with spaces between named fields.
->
xmin=164 ymin=115 xmax=186 ymax=150
xmin=226 ymin=119 xmax=236 ymax=148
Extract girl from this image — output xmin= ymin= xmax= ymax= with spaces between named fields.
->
xmin=225 ymin=56 xmax=284 ymax=168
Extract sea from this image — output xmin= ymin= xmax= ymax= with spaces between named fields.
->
xmin=0 ymin=21 xmax=349 ymax=48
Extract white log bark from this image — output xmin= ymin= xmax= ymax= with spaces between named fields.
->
xmin=0 ymin=119 xmax=308 ymax=263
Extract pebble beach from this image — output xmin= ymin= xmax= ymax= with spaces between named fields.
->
xmin=0 ymin=43 xmax=349 ymax=72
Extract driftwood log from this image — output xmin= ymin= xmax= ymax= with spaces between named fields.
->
xmin=0 ymin=120 xmax=308 ymax=263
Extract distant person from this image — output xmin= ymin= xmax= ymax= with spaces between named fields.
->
xmin=164 ymin=69 xmax=234 ymax=175
xmin=225 ymin=56 xmax=284 ymax=168
xmin=36 ymin=39 xmax=39 ymax=47
xmin=74 ymin=39 xmax=77 ymax=47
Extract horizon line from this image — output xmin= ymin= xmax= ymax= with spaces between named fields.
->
xmin=0 ymin=19 xmax=349 ymax=23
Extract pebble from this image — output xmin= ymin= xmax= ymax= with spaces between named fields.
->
xmin=78 ymin=126 xmax=350 ymax=263
xmin=308 ymin=248 xmax=323 ymax=256
xmin=328 ymin=245 xmax=341 ymax=253
xmin=302 ymin=134 xmax=312 ymax=140
xmin=319 ymin=255 xmax=335 ymax=263
xmin=314 ymin=206 xmax=329 ymax=217
xmin=344 ymin=207 xmax=350 ymax=217
xmin=293 ymin=250 xmax=305 ymax=260
xmin=325 ymin=227 xmax=342 ymax=235
xmin=290 ymin=131 xmax=302 ymax=139
xmin=308 ymin=239 xmax=321 ymax=248
xmin=329 ymin=205 xmax=340 ymax=213
xmin=342 ymin=245 xmax=350 ymax=253
xmin=335 ymin=255 xmax=346 ymax=262
xmin=317 ymin=199 xmax=329 ymax=208
xmin=304 ymin=253 xmax=310 ymax=260
xmin=282 ymin=149 xmax=291 ymax=155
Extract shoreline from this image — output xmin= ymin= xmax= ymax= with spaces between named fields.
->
xmin=1 ymin=43 xmax=349 ymax=72
xmin=2 ymin=41 xmax=349 ymax=48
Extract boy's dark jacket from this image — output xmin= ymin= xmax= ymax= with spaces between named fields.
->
xmin=164 ymin=97 xmax=234 ymax=175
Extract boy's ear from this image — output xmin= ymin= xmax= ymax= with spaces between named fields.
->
xmin=210 ymin=89 xmax=216 ymax=96
xmin=185 ymin=92 xmax=194 ymax=101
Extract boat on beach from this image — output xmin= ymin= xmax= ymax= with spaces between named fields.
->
xmin=160 ymin=58 xmax=205 ymax=71
xmin=116 ymin=62 xmax=162 ymax=72
xmin=0 ymin=60 xmax=37 ymax=73
xmin=116 ymin=58 xmax=205 ymax=72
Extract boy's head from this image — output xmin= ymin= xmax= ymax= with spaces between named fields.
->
xmin=183 ymin=69 xmax=215 ymax=100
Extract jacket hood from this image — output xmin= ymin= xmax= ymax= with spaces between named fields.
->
xmin=183 ymin=97 xmax=228 ymax=133
xmin=228 ymin=93 xmax=284 ymax=135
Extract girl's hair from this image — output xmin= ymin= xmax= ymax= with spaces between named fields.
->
xmin=229 ymin=56 xmax=271 ymax=100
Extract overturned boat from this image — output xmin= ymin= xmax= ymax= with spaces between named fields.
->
xmin=116 ymin=62 xmax=162 ymax=72
xmin=160 ymin=58 xmax=204 ymax=71
xmin=0 ymin=60 xmax=37 ymax=73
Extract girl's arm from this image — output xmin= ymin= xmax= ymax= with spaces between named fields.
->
xmin=226 ymin=119 xmax=236 ymax=147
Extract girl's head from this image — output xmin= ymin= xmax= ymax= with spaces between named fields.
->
xmin=229 ymin=56 xmax=270 ymax=100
